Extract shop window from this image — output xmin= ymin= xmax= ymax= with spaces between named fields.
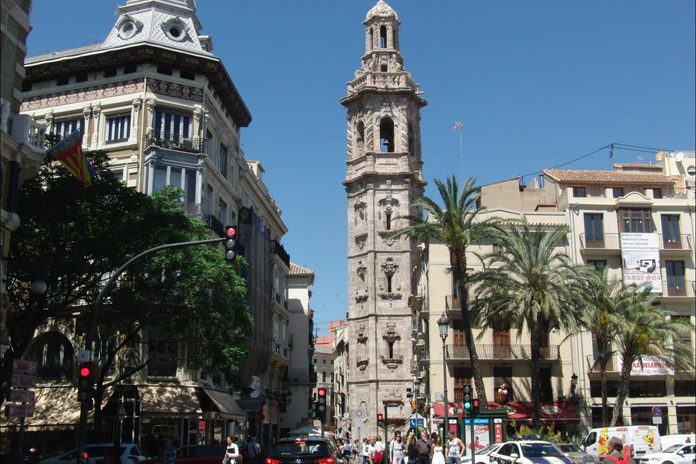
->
xmin=675 ymin=380 xmax=696 ymax=396
xmin=676 ymin=406 xmax=695 ymax=433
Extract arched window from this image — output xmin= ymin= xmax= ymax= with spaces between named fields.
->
xmin=386 ymin=210 xmax=392 ymax=230
xmin=379 ymin=117 xmax=395 ymax=153
xmin=380 ymin=26 xmax=388 ymax=48
xmin=356 ymin=121 xmax=365 ymax=155
xmin=369 ymin=28 xmax=374 ymax=51
xmin=27 ymin=332 xmax=75 ymax=380
xmin=408 ymin=123 xmax=414 ymax=154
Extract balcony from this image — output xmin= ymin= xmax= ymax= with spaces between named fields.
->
xmin=10 ymin=114 xmax=47 ymax=155
xmin=147 ymin=130 xmax=205 ymax=154
xmin=447 ymin=344 xmax=560 ymax=361
xmin=348 ymin=71 xmax=420 ymax=95
xmin=271 ymin=240 xmax=290 ymax=268
xmin=579 ymin=233 xmax=693 ymax=254
xmin=660 ymin=280 xmax=695 ymax=301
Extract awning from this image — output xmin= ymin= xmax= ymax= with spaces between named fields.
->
xmin=432 ymin=402 xmax=465 ymax=419
xmin=138 ymin=385 xmax=201 ymax=415
xmin=1 ymin=385 xmax=113 ymax=430
xmin=485 ymin=401 xmax=580 ymax=422
xmin=202 ymin=388 xmax=247 ymax=420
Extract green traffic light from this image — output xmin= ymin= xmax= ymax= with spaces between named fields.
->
xmin=464 ymin=401 xmax=471 ymax=410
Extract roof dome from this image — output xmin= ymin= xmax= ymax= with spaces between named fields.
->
xmin=365 ymin=0 xmax=398 ymax=21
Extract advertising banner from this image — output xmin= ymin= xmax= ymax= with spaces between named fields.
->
xmin=464 ymin=423 xmax=490 ymax=458
xmin=619 ymin=355 xmax=674 ymax=376
xmin=620 ymin=233 xmax=662 ymax=292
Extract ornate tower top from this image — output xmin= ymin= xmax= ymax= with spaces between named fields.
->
xmin=102 ymin=0 xmax=212 ymax=55
xmin=365 ymin=0 xmax=399 ymax=21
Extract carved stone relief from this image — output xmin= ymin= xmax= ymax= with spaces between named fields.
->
xmin=356 ymin=261 xmax=367 ymax=281
xmin=355 ymin=232 xmax=368 ymax=250
xmin=354 ymin=200 xmax=367 ymax=223
xmin=147 ymin=78 xmax=204 ymax=102
xmin=21 ymin=79 xmax=145 ymax=111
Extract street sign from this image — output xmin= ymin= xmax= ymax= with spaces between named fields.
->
xmin=12 ymin=359 xmax=37 ymax=375
xmin=652 ymin=416 xmax=662 ymax=425
xmin=11 ymin=374 xmax=36 ymax=388
xmin=651 ymin=406 xmax=662 ymax=417
xmin=6 ymin=404 xmax=35 ymax=418
xmin=9 ymin=390 xmax=35 ymax=403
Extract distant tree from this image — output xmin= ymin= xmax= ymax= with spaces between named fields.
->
xmin=390 ymin=176 xmax=502 ymax=408
xmin=610 ymin=285 xmax=693 ymax=426
xmin=5 ymin=152 xmax=251 ymax=412
xmin=475 ymin=222 xmax=589 ymax=425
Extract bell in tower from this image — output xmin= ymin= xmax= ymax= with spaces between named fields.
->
xmin=341 ymin=0 xmax=427 ymax=437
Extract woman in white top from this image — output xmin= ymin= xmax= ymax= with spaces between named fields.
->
xmin=224 ymin=435 xmax=240 ymax=464
xmin=390 ymin=434 xmax=405 ymax=464
xmin=431 ymin=436 xmax=446 ymax=464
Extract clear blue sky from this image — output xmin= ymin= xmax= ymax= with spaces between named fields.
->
xmin=27 ymin=1 xmax=695 ymax=336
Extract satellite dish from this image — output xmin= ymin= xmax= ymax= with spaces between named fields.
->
xmin=675 ymin=152 xmax=685 ymax=162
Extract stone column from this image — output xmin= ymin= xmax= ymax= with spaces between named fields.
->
xmin=90 ymin=104 xmax=101 ymax=150
xmin=131 ymin=97 xmax=142 ymax=143
xmin=82 ymin=106 xmax=92 ymax=147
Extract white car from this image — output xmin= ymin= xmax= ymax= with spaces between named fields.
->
xmin=638 ymin=444 xmax=695 ymax=464
xmin=461 ymin=443 xmax=503 ymax=464
xmin=490 ymin=440 xmax=573 ymax=464
xmin=39 ymin=443 xmax=147 ymax=464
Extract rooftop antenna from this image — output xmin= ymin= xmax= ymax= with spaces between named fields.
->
xmin=453 ymin=121 xmax=464 ymax=179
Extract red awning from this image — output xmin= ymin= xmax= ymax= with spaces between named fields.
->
xmin=486 ymin=401 xmax=579 ymax=422
xmin=432 ymin=402 xmax=465 ymax=419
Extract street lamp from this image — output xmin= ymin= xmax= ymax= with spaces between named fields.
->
xmin=437 ymin=312 xmax=449 ymax=437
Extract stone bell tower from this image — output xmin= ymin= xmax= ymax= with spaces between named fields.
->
xmin=341 ymin=0 xmax=427 ymax=438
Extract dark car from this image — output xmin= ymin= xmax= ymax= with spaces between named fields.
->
xmin=265 ymin=437 xmax=346 ymax=464
xmin=140 ymin=445 xmax=226 ymax=464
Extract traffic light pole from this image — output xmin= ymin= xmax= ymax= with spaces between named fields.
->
xmin=76 ymin=237 xmax=226 ymax=462
xmin=469 ymin=411 xmax=476 ymax=464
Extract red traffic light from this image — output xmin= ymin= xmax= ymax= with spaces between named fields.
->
xmin=79 ymin=366 xmax=90 ymax=377
xmin=225 ymin=226 xmax=237 ymax=238
xmin=318 ymin=387 xmax=327 ymax=397
xmin=377 ymin=413 xmax=383 ymax=420
xmin=473 ymin=399 xmax=479 ymax=407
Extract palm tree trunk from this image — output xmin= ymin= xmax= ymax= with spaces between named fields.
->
xmin=458 ymin=279 xmax=488 ymax=408
xmin=610 ymin=358 xmax=632 ymax=426
xmin=530 ymin=318 xmax=541 ymax=427
xmin=599 ymin=357 xmax=609 ymax=427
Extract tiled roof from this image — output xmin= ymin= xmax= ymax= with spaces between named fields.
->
xmin=290 ymin=262 xmax=314 ymax=276
xmin=613 ymin=163 xmax=662 ymax=170
xmin=27 ymin=44 xmax=103 ymax=63
xmin=544 ymin=169 xmax=674 ymax=185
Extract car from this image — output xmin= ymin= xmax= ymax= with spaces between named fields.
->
xmin=637 ymin=444 xmax=695 ymax=464
xmin=39 ymin=443 xmax=147 ymax=464
xmin=140 ymin=445 xmax=227 ymax=464
xmin=461 ymin=444 xmax=503 ymax=464
xmin=557 ymin=443 xmax=598 ymax=464
xmin=265 ymin=436 xmax=346 ymax=464
xmin=490 ymin=440 xmax=573 ymax=464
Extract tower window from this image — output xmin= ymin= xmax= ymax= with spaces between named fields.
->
xmin=408 ymin=123 xmax=414 ymax=153
xmin=381 ymin=64 xmax=388 ymax=72
xmin=380 ymin=26 xmax=387 ymax=48
xmin=379 ymin=117 xmax=394 ymax=152
xmin=369 ymin=28 xmax=374 ymax=51
xmin=386 ymin=273 xmax=392 ymax=293
xmin=386 ymin=210 xmax=392 ymax=230
xmin=356 ymin=121 xmax=365 ymax=155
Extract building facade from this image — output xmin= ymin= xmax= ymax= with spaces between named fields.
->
xmin=4 ymin=0 xmax=293 ymax=452
xmin=341 ymin=0 xmax=427 ymax=438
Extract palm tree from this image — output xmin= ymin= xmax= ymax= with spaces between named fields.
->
xmin=610 ymin=285 xmax=694 ymax=426
xmin=474 ymin=222 xmax=589 ymax=425
xmin=390 ymin=176 xmax=502 ymax=407
xmin=582 ymin=270 xmax=628 ymax=426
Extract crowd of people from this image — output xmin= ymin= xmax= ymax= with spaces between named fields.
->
xmin=338 ymin=430 xmax=467 ymax=464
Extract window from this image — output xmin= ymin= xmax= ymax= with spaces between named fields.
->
xmin=148 ymin=340 xmax=177 ymax=377
xmin=356 ymin=121 xmax=365 ymax=156
xmin=584 ymin=213 xmax=604 ymax=246
xmin=380 ymin=26 xmax=387 ymax=48
xmin=493 ymin=322 xmax=511 ymax=358
xmin=156 ymin=64 xmax=174 ymax=75
xmin=619 ymin=208 xmax=653 ymax=233
xmin=494 ymin=366 xmax=514 ymax=401
xmin=76 ymin=73 xmax=88 ymax=83
xmin=587 ymin=260 xmax=607 ymax=272
xmin=313 ymin=358 xmax=317 ymax=364
xmin=322 ymin=372 xmax=326 ymax=382
xmin=124 ymin=64 xmax=137 ymax=74
xmin=652 ymin=188 xmax=662 ymax=199
xmin=53 ymin=117 xmax=83 ymax=139
xmin=661 ymin=215 xmax=682 ymax=248
xmin=57 ymin=76 xmax=69 ymax=86
xmin=408 ymin=123 xmax=414 ymax=153
xmin=539 ymin=366 xmax=553 ymax=402
xmin=111 ymin=168 xmax=125 ymax=183
xmin=323 ymin=359 xmax=326 ymax=364
xmin=106 ymin=114 xmax=131 ymax=143
xmin=218 ymin=199 xmax=227 ymax=225
xmin=572 ymin=187 xmax=586 ymax=198
xmin=613 ymin=187 xmax=624 ymax=198
xmin=180 ymin=70 xmax=195 ymax=80
xmin=629 ymin=381 xmax=666 ymax=397
xmin=153 ymin=109 xmax=191 ymax=141
xmin=219 ymin=143 xmax=228 ymax=177
xmin=665 ymin=261 xmax=686 ymax=295
xmin=26 ymin=332 xmax=75 ymax=380
xmin=379 ymin=117 xmax=394 ymax=152
xmin=103 ymin=68 xmax=117 ymax=78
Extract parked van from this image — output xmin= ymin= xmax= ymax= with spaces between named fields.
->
xmin=582 ymin=426 xmax=661 ymax=458
xmin=659 ymin=434 xmax=696 ymax=450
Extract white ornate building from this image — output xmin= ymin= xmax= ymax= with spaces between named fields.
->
xmin=341 ymin=0 xmax=427 ymax=438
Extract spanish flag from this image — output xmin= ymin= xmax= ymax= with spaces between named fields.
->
xmin=46 ymin=130 xmax=93 ymax=187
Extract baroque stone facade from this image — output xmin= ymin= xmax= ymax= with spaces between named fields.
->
xmin=341 ymin=1 xmax=427 ymax=437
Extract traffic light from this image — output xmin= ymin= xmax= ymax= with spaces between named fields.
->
xmin=462 ymin=385 xmax=472 ymax=412
xmin=224 ymin=226 xmax=237 ymax=262
xmin=315 ymin=387 xmax=327 ymax=420
xmin=377 ymin=413 xmax=384 ymax=428
xmin=77 ymin=362 xmax=94 ymax=403
xmin=472 ymin=398 xmax=480 ymax=417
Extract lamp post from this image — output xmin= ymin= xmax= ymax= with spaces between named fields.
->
xmin=437 ymin=312 xmax=449 ymax=437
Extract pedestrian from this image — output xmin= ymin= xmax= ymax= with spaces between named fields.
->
xmin=416 ymin=432 xmax=431 ymax=464
xmin=390 ymin=433 xmax=405 ymax=464
xmin=343 ymin=438 xmax=354 ymax=462
xmin=362 ymin=438 xmax=373 ymax=464
xmin=373 ymin=436 xmax=385 ymax=464
xmin=224 ymin=435 xmax=241 ymax=464
xmin=406 ymin=432 xmax=418 ymax=464
xmin=445 ymin=431 xmax=464 ymax=464
xmin=431 ymin=436 xmax=445 ymax=464
xmin=161 ymin=438 xmax=176 ymax=464
xmin=245 ymin=435 xmax=261 ymax=464
xmin=601 ymin=438 xmax=636 ymax=464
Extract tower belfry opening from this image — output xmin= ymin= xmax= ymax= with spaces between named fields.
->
xmin=341 ymin=0 xmax=428 ymax=437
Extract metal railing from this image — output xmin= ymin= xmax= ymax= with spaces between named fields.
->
xmin=448 ymin=344 xmax=560 ymax=361
xmin=659 ymin=234 xmax=693 ymax=250
xmin=660 ymin=280 xmax=695 ymax=297
xmin=147 ymin=130 xmax=205 ymax=154
xmin=579 ymin=233 xmax=693 ymax=251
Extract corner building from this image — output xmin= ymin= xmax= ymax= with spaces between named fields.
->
xmin=341 ymin=0 xmax=426 ymax=438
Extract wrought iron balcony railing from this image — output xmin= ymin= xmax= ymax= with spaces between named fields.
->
xmin=447 ymin=344 xmax=560 ymax=361
xmin=147 ymin=130 xmax=205 ymax=154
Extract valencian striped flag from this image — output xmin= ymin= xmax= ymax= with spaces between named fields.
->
xmin=45 ymin=130 xmax=94 ymax=187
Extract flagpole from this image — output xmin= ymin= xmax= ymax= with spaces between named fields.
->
xmin=453 ymin=121 xmax=464 ymax=179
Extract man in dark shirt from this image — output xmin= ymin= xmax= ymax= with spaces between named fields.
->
xmin=416 ymin=432 xmax=431 ymax=464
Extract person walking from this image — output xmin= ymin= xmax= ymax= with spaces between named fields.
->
xmin=416 ymin=432 xmax=431 ymax=464
xmin=362 ymin=438 xmax=373 ymax=464
xmin=343 ymin=439 xmax=354 ymax=463
xmin=602 ymin=438 xmax=636 ymax=464
xmin=431 ymin=436 xmax=445 ymax=464
xmin=390 ymin=433 xmax=405 ymax=464
xmin=161 ymin=438 xmax=176 ymax=464
xmin=373 ymin=436 xmax=385 ymax=464
xmin=406 ymin=432 xmax=418 ymax=464
xmin=224 ymin=435 xmax=241 ymax=464
xmin=245 ymin=435 xmax=261 ymax=464
xmin=445 ymin=431 xmax=464 ymax=464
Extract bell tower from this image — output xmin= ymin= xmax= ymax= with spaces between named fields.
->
xmin=341 ymin=0 xmax=427 ymax=437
